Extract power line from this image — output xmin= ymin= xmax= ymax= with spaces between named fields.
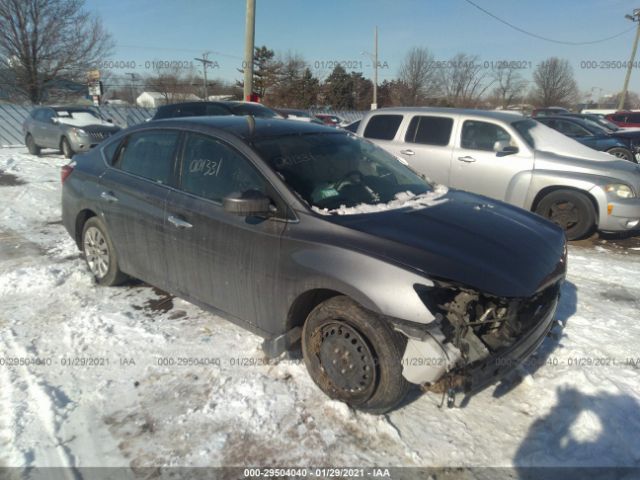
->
xmin=463 ymin=0 xmax=636 ymax=45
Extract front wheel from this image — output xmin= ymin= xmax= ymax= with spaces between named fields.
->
xmin=535 ymin=190 xmax=596 ymax=240
xmin=25 ymin=134 xmax=40 ymax=156
xmin=606 ymin=147 xmax=635 ymax=162
xmin=61 ymin=137 xmax=74 ymax=159
xmin=81 ymin=217 xmax=128 ymax=286
xmin=302 ymin=296 xmax=410 ymax=414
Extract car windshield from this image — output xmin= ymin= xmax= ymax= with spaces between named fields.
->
xmin=513 ymin=119 xmax=614 ymax=160
xmin=253 ymin=132 xmax=436 ymax=212
xmin=591 ymin=117 xmax=620 ymax=131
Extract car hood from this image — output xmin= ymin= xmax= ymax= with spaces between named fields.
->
xmin=59 ymin=118 xmax=120 ymax=131
xmin=327 ymin=190 xmax=566 ymax=298
xmin=610 ymin=130 xmax=640 ymax=140
xmin=534 ymin=150 xmax=640 ymax=178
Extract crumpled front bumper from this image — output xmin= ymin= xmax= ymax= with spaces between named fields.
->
xmin=398 ymin=287 xmax=560 ymax=402
xmin=447 ymin=294 xmax=558 ymax=396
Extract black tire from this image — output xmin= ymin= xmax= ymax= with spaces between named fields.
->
xmin=606 ymin=147 xmax=634 ymax=162
xmin=535 ymin=189 xmax=596 ymax=240
xmin=81 ymin=217 xmax=128 ymax=286
xmin=60 ymin=137 xmax=73 ymax=159
xmin=25 ymin=134 xmax=40 ymax=156
xmin=302 ymin=295 xmax=410 ymax=414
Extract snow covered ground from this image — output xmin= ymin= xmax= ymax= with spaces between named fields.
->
xmin=1 ymin=147 xmax=639 ymax=477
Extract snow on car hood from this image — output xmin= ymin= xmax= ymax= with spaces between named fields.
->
xmin=56 ymin=112 xmax=114 ymax=128
xmin=312 ymin=184 xmax=449 ymax=215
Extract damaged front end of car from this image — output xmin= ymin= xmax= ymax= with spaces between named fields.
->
xmin=392 ymin=276 xmax=563 ymax=407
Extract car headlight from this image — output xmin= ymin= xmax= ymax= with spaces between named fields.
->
xmin=605 ymin=184 xmax=635 ymax=199
xmin=70 ymin=127 xmax=87 ymax=136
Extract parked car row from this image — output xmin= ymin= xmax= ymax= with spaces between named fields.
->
xmin=61 ymin=115 xmax=567 ymax=412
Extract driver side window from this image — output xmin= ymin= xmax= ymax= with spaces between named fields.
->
xmin=461 ymin=120 xmax=512 ymax=152
xmin=180 ymin=133 xmax=266 ymax=203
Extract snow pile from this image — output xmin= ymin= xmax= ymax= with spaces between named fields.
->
xmin=312 ymin=184 xmax=449 ymax=216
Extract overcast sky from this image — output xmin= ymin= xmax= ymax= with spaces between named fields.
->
xmin=87 ymin=0 xmax=639 ymax=97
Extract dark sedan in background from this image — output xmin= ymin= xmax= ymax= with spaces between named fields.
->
xmin=536 ymin=115 xmax=638 ymax=162
xmin=151 ymin=100 xmax=282 ymax=121
xmin=61 ymin=117 xmax=566 ymax=412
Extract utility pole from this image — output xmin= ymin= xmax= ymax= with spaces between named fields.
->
xmin=372 ymin=26 xmax=378 ymax=110
xmin=125 ymin=72 xmax=136 ymax=105
xmin=194 ymin=52 xmax=214 ymax=99
xmin=243 ymin=0 xmax=256 ymax=101
xmin=618 ymin=9 xmax=640 ymax=111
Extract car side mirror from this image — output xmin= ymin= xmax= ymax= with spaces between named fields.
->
xmin=51 ymin=117 xmax=59 ymax=124
xmin=494 ymin=140 xmax=518 ymax=157
xmin=107 ymin=118 xmax=113 ymax=123
xmin=223 ymin=190 xmax=274 ymax=217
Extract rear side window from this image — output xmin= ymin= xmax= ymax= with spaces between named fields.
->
xmin=405 ymin=116 xmax=453 ymax=146
xmin=363 ymin=115 xmax=403 ymax=140
xmin=461 ymin=120 xmax=512 ymax=151
xmin=115 ymin=130 xmax=180 ymax=184
xmin=628 ymin=114 xmax=640 ymax=123
xmin=179 ymin=133 xmax=266 ymax=202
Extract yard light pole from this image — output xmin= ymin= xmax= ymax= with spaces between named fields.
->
xmin=618 ymin=9 xmax=640 ymax=111
xmin=373 ymin=26 xmax=378 ymax=110
xmin=243 ymin=0 xmax=256 ymax=101
xmin=125 ymin=72 xmax=136 ymax=105
xmin=361 ymin=26 xmax=379 ymax=111
xmin=194 ymin=52 xmax=213 ymax=99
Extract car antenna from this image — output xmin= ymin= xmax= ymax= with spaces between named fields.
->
xmin=246 ymin=115 xmax=255 ymax=136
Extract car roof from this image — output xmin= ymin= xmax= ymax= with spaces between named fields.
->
xmin=365 ymin=106 xmax=528 ymax=123
xmin=143 ymin=116 xmax=338 ymax=140
xmin=156 ymin=101 xmax=230 ymax=110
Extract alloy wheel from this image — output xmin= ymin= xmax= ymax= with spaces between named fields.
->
xmin=549 ymin=201 xmax=579 ymax=230
xmin=83 ymin=226 xmax=110 ymax=279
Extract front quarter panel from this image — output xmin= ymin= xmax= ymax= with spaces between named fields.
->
xmin=275 ymin=215 xmax=436 ymax=335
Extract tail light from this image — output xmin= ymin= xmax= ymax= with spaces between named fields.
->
xmin=61 ymin=163 xmax=74 ymax=183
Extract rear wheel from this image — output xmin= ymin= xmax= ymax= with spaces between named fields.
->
xmin=302 ymin=296 xmax=410 ymax=414
xmin=25 ymin=134 xmax=40 ymax=156
xmin=60 ymin=137 xmax=73 ymax=159
xmin=81 ymin=217 xmax=128 ymax=286
xmin=606 ymin=147 xmax=634 ymax=162
xmin=535 ymin=190 xmax=596 ymax=240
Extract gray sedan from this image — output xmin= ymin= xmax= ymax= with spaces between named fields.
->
xmin=61 ymin=117 xmax=566 ymax=412
xmin=23 ymin=106 xmax=120 ymax=158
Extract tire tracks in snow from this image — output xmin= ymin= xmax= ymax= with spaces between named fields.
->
xmin=0 ymin=329 xmax=80 ymax=477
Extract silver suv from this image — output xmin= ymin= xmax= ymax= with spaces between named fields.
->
xmin=23 ymin=106 xmax=120 ymax=158
xmin=356 ymin=107 xmax=640 ymax=239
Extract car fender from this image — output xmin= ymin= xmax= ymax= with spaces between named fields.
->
xmin=525 ymin=170 xmax=606 ymax=212
xmin=282 ymin=243 xmax=437 ymax=327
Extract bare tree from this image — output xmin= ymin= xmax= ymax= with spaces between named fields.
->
xmin=0 ymin=0 xmax=113 ymax=103
xmin=490 ymin=66 xmax=528 ymax=108
xmin=531 ymin=57 xmax=578 ymax=107
xmin=438 ymin=53 xmax=492 ymax=107
xmin=144 ymin=64 xmax=199 ymax=104
xmin=397 ymin=47 xmax=440 ymax=105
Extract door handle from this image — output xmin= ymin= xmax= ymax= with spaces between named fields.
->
xmin=100 ymin=191 xmax=118 ymax=203
xmin=457 ymin=156 xmax=476 ymax=163
xmin=400 ymin=149 xmax=415 ymax=156
xmin=168 ymin=215 xmax=193 ymax=229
